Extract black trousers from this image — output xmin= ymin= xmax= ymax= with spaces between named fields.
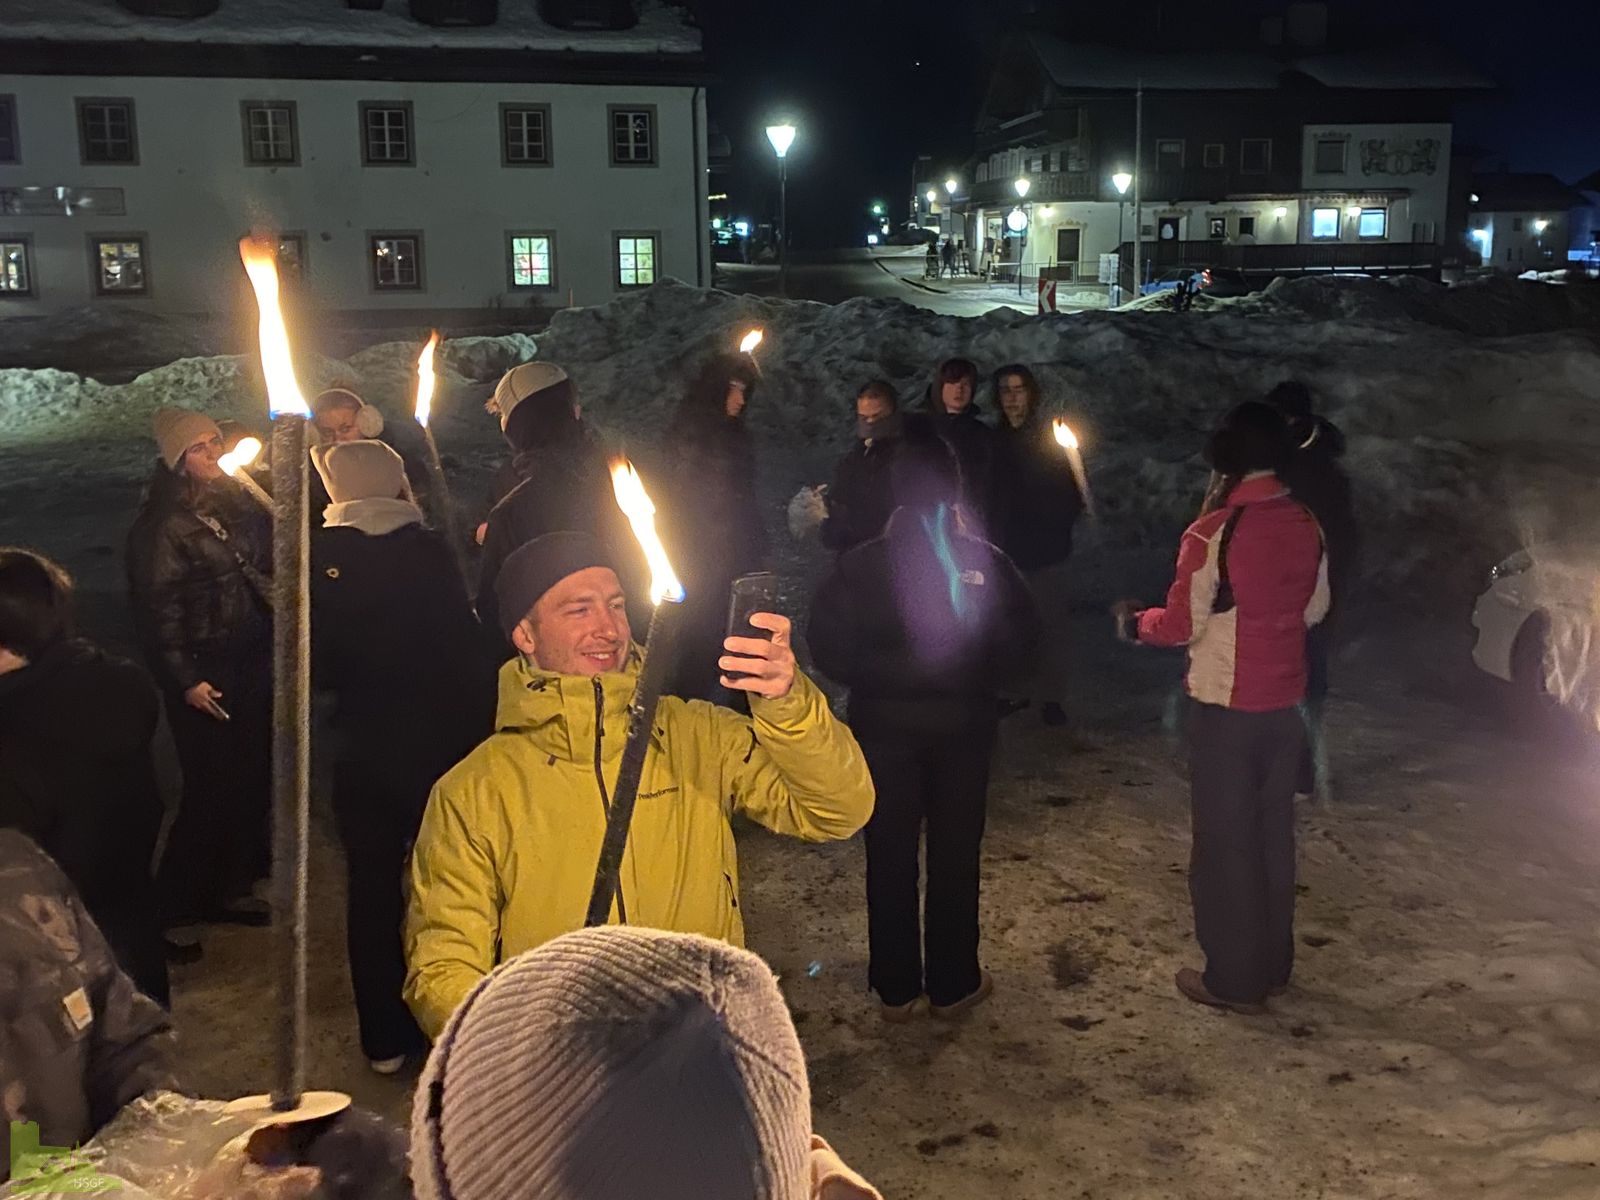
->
xmin=1186 ymin=702 xmax=1305 ymax=1005
xmin=332 ymin=764 xmax=428 ymax=1062
xmin=859 ymin=723 xmax=995 ymax=1007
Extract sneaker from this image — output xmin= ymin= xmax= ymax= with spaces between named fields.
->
xmin=368 ymin=1055 xmax=407 ymax=1076
xmin=930 ymin=972 xmax=994 ymax=1020
xmin=1175 ymin=968 xmax=1267 ymax=1015
xmin=879 ymin=996 xmax=928 ymax=1024
xmin=1040 ymin=702 xmax=1068 ymax=727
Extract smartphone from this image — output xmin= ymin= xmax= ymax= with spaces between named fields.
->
xmin=724 ymin=573 xmax=781 ymax=679
xmin=207 ymin=699 xmax=232 ymax=722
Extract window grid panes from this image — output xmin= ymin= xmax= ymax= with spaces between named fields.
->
xmin=1156 ymin=139 xmax=1183 ymax=167
xmin=364 ymin=107 xmax=412 ymax=164
xmin=616 ymin=236 xmax=656 ymax=286
xmin=510 ymin=235 xmax=552 ymax=287
xmin=371 ymin=236 xmax=420 ymax=289
xmin=1357 ymin=208 xmax=1387 ymax=238
xmin=504 ymin=107 xmax=549 ymax=164
xmin=1310 ymin=208 xmax=1340 ymax=239
xmin=95 ymin=239 xmax=146 ymax=292
xmin=247 ymin=105 xmax=295 ymax=163
xmin=0 ymin=98 xmax=16 ymax=163
xmin=1314 ymin=139 xmax=1345 ymax=174
xmin=1240 ymin=138 xmax=1271 ymax=173
xmin=611 ymin=110 xmax=654 ymax=163
xmin=1202 ymin=143 xmax=1224 ymax=168
xmin=0 ymin=241 xmax=29 ymax=293
xmin=81 ymin=101 xmax=135 ymax=163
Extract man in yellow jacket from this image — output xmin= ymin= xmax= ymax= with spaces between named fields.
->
xmin=404 ymin=531 xmax=875 ymax=1039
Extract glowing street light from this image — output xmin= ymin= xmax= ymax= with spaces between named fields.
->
xmin=764 ymin=123 xmax=796 ymax=159
xmin=871 ymin=201 xmax=885 ymax=216
xmin=926 ymin=188 xmax=937 ymax=205
xmin=1112 ymin=171 xmax=1132 ymax=195
xmin=1533 ymin=218 xmax=1550 ymax=233
xmin=765 ymin=122 xmax=797 ymax=296
xmin=1014 ymin=177 xmax=1030 ymax=199
xmin=945 ymin=177 xmax=958 ymax=196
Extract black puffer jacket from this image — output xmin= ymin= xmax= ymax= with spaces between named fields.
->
xmin=125 ymin=462 xmax=272 ymax=694
xmin=991 ymin=414 xmax=1085 ymax=569
xmin=819 ymin=412 xmax=934 ymax=555
xmin=920 ymin=390 xmax=996 ymax=524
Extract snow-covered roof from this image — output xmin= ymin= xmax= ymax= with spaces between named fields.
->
xmin=0 ymin=0 xmax=701 ymax=56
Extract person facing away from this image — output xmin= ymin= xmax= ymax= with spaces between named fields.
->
xmin=0 ymin=549 xmax=169 ymax=1006
xmin=661 ymin=353 xmax=768 ymax=702
xmin=309 ymin=441 xmax=498 ymax=1076
xmin=940 ymin=238 xmax=956 ymax=276
xmin=410 ymin=926 xmax=881 ymax=1200
xmin=809 ymin=432 xmax=1041 ymax=1021
xmin=819 ymin=379 xmax=929 ymax=555
xmin=920 ymin=357 xmax=995 ymax=530
xmin=1113 ymin=401 xmax=1328 ymax=1014
xmin=0 ymin=830 xmax=179 ymax=1184
xmin=403 ymin=531 xmax=875 ymax=1039
xmin=125 ymin=407 xmax=273 ymax=942
xmin=990 ymin=364 xmax=1086 ymax=728
xmin=475 ymin=362 xmax=639 ymax=647
xmin=310 ymin=387 xmax=432 ymax=517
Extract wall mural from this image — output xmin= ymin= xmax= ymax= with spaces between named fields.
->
xmin=1360 ymin=138 xmax=1440 ymax=177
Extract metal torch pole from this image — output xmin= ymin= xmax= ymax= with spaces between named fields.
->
xmin=417 ymin=424 xmax=471 ymax=597
xmin=584 ymin=599 xmax=683 ymax=927
xmin=1116 ymin=201 xmax=1126 ymax=307
xmin=778 ymin=156 xmax=789 ymax=299
xmin=268 ymin=412 xmax=310 ymax=1113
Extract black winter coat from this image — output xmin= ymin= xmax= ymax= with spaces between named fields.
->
xmin=922 ymin=397 xmax=997 ymax=524
xmin=991 ymin=416 xmax=1085 ymax=569
xmin=1279 ymin=416 xmax=1356 ymax=608
xmin=819 ymin=413 xmax=934 ymax=555
xmin=125 ymin=462 xmax=272 ymax=694
xmin=312 ymin=522 xmax=497 ymax=792
xmin=662 ymin=415 xmax=767 ymax=599
xmin=809 ymin=505 xmax=1043 ymax=735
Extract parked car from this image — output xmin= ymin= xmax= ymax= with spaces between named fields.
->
xmin=1140 ymin=265 xmax=1252 ymax=297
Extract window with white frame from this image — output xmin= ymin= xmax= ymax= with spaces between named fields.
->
xmin=1314 ymin=138 xmax=1345 ymax=174
xmin=615 ymin=234 xmax=657 ymax=287
xmin=1156 ymin=139 xmax=1184 ymax=168
xmin=370 ymin=234 xmax=421 ymax=289
xmin=0 ymin=97 xmax=17 ymax=164
xmin=508 ymin=233 xmax=554 ymax=288
xmin=242 ymin=102 xmax=298 ymax=165
xmin=1310 ymin=207 xmax=1340 ymax=239
xmin=360 ymin=103 xmax=414 ymax=165
xmin=77 ymin=98 xmax=137 ymax=164
xmin=1202 ymin=143 xmax=1224 ymax=168
xmin=1357 ymin=207 xmax=1387 ymax=238
xmin=93 ymin=236 xmax=148 ymax=294
xmin=0 ymin=238 xmax=31 ymax=295
xmin=502 ymin=105 xmax=551 ymax=166
xmin=1207 ymin=216 xmax=1226 ymax=239
xmin=276 ymin=233 xmax=307 ymax=282
xmin=610 ymin=107 xmax=655 ymax=165
xmin=1240 ymin=138 xmax=1271 ymax=174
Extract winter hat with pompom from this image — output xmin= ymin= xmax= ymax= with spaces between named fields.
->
xmin=410 ymin=926 xmax=813 ymax=1200
xmin=312 ymin=440 xmax=409 ymax=504
xmin=152 ymin=407 xmax=223 ymax=471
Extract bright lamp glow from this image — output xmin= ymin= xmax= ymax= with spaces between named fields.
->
xmin=1112 ymin=171 xmax=1132 ymax=195
xmin=765 ymin=123 xmax=796 ymax=158
xmin=1274 ymin=206 xmax=1288 ymax=218
xmin=866 ymin=233 xmax=879 ymax=245
xmin=1346 ymin=205 xmax=1361 ymax=217
xmin=1014 ymin=177 xmax=1030 ymax=199
xmin=926 ymin=189 xmax=937 ymax=204
xmin=1470 ymin=228 xmax=1489 ymax=240
xmin=1006 ymin=207 xmax=1028 ymax=233
xmin=1040 ymin=206 xmax=1055 ymax=218
xmin=1533 ymin=218 xmax=1550 ymax=233
xmin=945 ymin=177 xmax=958 ymax=195
xmin=711 ymin=217 xmax=724 ymax=229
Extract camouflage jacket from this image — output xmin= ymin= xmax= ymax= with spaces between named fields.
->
xmin=0 ymin=831 xmax=178 ymax=1182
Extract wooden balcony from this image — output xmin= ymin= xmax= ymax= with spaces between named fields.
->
xmin=967 ymin=172 xmax=1097 ymax=207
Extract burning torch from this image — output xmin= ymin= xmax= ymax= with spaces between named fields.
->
xmin=1052 ymin=418 xmax=1096 ymax=519
xmin=219 ymin=435 xmax=273 ymax=512
xmin=584 ymin=459 xmax=685 ymax=928
xmin=412 ymin=331 xmax=470 ymax=592
xmin=739 ymin=326 xmax=764 ymax=367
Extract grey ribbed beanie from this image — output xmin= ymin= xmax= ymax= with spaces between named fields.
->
xmin=411 ymin=927 xmax=813 ymax=1200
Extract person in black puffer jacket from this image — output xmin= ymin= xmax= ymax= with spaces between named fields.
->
xmin=920 ymin=357 xmax=996 ymax=533
xmin=809 ymin=431 xmax=1040 ymax=1021
xmin=990 ymin=364 xmax=1086 ymax=727
xmin=819 ymin=380 xmax=932 ymax=556
xmin=661 ymin=353 xmax=768 ymax=703
xmin=311 ymin=441 xmax=497 ymax=1074
xmin=0 ymin=549 xmax=169 ymax=1005
xmin=126 ymin=407 xmax=272 ymax=940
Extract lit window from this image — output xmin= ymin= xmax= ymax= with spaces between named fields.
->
xmin=1310 ymin=208 xmax=1340 ymax=239
xmin=0 ymin=96 xmax=17 ymax=164
xmin=361 ymin=103 xmax=413 ymax=165
xmin=1208 ymin=216 xmax=1226 ymax=239
xmin=1240 ymin=138 xmax=1271 ymax=174
xmin=1357 ymin=208 xmax=1387 ymax=238
xmin=243 ymin=102 xmax=298 ymax=165
xmin=0 ymin=239 xmax=31 ymax=295
xmin=616 ymin=234 xmax=657 ymax=287
xmin=78 ymin=98 xmax=137 ymax=164
xmin=1314 ymin=139 xmax=1345 ymax=174
xmin=502 ymin=105 xmax=550 ymax=166
xmin=1156 ymin=139 xmax=1184 ymax=168
xmin=1202 ymin=143 xmax=1224 ymax=168
xmin=610 ymin=108 xmax=655 ymax=165
xmin=276 ymin=234 xmax=307 ymax=282
xmin=370 ymin=234 xmax=421 ymax=289
xmin=508 ymin=233 xmax=554 ymax=288
xmin=93 ymin=237 xmax=148 ymax=294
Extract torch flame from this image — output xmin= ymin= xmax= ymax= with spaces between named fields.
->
xmin=415 ymin=330 xmax=440 ymax=428
xmin=739 ymin=328 xmax=764 ymax=354
xmin=238 ymin=235 xmax=308 ymax=418
xmin=609 ymin=458 xmax=684 ymax=606
xmin=219 ymin=436 xmax=262 ymax=477
xmin=1052 ymin=418 xmax=1079 ymax=451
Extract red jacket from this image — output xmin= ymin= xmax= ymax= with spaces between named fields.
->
xmin=1137 ymin=474 xmax=1329 ymax=712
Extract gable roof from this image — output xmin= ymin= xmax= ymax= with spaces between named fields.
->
xmin=1471 ymin=172 xmax=1585 ymax=212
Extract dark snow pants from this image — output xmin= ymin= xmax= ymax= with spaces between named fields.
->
xmin=859 ymin=723 xmax=995 ymax=1008
xmin=1186 ymin=702 xmax=1305 ymax=1005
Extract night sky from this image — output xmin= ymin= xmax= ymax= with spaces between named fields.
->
xmin=691 ymin=0 xmax=1598 ymax=248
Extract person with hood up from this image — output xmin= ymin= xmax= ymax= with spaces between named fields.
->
xmin=475 ymin=363 xmax=637 ymax=647
xmin=0 ymin=549 xmax=169 ymax=1005
xmin=1112 ymin=402 xmax=1328 ymax=1014
xmin=921 ymin=357 xmax=995 ymax=530
xmin=310 ymin=441 xmax=498 ymax=1076
xmin=661 ymin=353 xmax=768 ymax=702
xmin=809 ymin=433 xmax=1041 ymax=1020
xmin=817 ymin=380 xmax=927 ymax=555
xmin=126 ymin=407 xmax=273 ymax=947
xmin=410 ymin=926 xmax=881 ymax=1200
xmin=990 ymin=365 xmax=1086 ymax=728
xmin=403 ymin=530 xmax=874 ymax=1039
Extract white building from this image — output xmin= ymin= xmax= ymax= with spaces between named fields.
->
xmin=1466 ymin=172 xmax=1583 ymax=273
xmin=0 ymin=0 xmax=708 ymax=318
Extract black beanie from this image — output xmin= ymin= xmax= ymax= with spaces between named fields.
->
xmin=495 ymin=531 xmax=618 ymax=641
xmin=1206 ymin=400 xmax=1290 ymax=476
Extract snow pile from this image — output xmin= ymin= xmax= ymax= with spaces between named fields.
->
xmin=0 ymin=307 xmax=236 ymax=372
xmin=1227 ymin=273 xmax=1600 ymax=336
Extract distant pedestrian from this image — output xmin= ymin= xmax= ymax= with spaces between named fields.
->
xmin=126 ymin=407 xmax=273 ymax=946
xmin=310 ymin=441 xmax=497 ymax=1075
xmin=956 ymin=238 xmax=969 ymax=274
xmin=1113 ymin=402 xmax=1328 ymax=1013
xmin=940 ymin=238 xmax=956 ymax=277
xmin=818 ymin=380 xmax=927 ymax=555
xmin=921 ymin=357 xmax=995 ymax=530
xmin=810 ymin=432 xmax=1041 ymax=1021
xmin=990 ymin=365 xmax=1085 ymax=727
xmin=661 ymin=353 xmax=768 ymax=702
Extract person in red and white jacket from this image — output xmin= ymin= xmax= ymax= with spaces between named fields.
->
xmin=1114 ymin=401 xmax=1328 ymax=1014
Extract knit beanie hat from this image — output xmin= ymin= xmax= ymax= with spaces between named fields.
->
xmin=410 ymin=927 xmax=812 ymax=1200
xmin=311 ymin=440 xmax=408 ymax=504
xmin=494 ymin=530 xmax=616 ymax=641
xmin=152 ymin=407 xmax=223 ymax=471
xmin=487 ymin=362 xmax=577 ymax=449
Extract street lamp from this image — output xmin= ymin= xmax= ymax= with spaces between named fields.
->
xmin=1111 ymin=171 xmax=1133 ymax=307
xmin=926 ymin=188 xmax=937 ymax=207
xmin=1014 ymin=177 xmax=1030 ymax=199
xmin=766 ymin=122 xmax=796 ymax=296
xmin=945 ymin=177 xmax=958 ymax=197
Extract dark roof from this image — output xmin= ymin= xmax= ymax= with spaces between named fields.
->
xmin=1574 ymin=168 xmax=1600 ymax=194
xmin=1471 ymin=172 xmax=1585 ymax=212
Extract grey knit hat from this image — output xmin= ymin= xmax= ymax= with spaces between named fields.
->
xmin=411 ymin=927 xmax=813 ymax=1200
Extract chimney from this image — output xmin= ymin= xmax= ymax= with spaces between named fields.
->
xmin=1285 ymin=2 xmax=1328 ymax=49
